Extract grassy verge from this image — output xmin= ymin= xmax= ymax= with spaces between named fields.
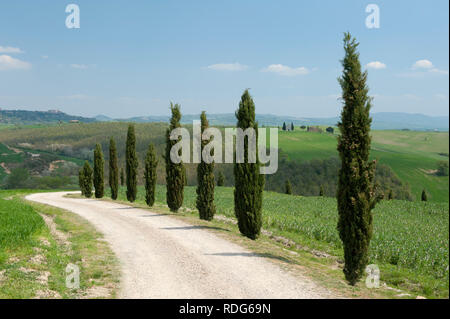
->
xmin=0 ymin=190 xmax=119 ymax=299
xmin=90 ymin=185 xmax=448 ymax=299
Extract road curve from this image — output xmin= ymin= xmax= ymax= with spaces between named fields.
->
xmin=26 ymin=192 xmax=333 ymax=299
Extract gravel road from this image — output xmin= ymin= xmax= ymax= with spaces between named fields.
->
xmin=26 ymin=192 xmax=334 ymax=299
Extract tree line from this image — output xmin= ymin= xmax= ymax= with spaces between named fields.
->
xmin=77 ymin=33 xmax=400 ymax=286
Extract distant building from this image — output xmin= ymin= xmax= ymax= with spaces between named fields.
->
xmin=69 ymin=120 xmax=80 ymax=123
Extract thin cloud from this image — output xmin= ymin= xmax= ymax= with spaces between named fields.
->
xmin=70 ymin=64 xmax=89 ymax=69
xmin=366 ymin=61 xmax=386 ymax=69
xmin=0 ymin=46 xmax=24 ymax=54
xmin=412 ymin=59 xmax=433 ymax=69
xmin=0 ymin=55 xmax=31 ymax=71
xmin=206 ymin=63 xmax=248 ymax=71
xmin=262 ymin=64 xmax=310 ymax=76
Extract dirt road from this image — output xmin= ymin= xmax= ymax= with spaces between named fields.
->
xmin=26 ymin=192 xmax=333 ymax=299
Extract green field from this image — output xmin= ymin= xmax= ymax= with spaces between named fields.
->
xmin=277 ymin=129 xmax=449 ymax=202
xmin=106 ymin=185 xmax=449 ymax=298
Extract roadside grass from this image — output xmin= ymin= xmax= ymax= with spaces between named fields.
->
xmin=0 ymin=190 xmax=119 ymax=299
xmin=96 ymin=185 xmax=448 ymax=299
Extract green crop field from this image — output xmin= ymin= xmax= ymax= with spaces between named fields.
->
xmin=107 ymin=185 xmax=449 ymax=298
xmin=277 ymin=129 xmax=449 ymax=202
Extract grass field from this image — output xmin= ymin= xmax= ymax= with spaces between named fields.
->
xmin=277 ymin=129 xmax=449 ymax=202
xmin=106 ymin=185 xmax=449 ymax=298
xmin=0 ymin=190 xmax=118 ymax=298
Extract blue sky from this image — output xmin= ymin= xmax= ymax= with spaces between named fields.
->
xmin=0 ymin=0 xmax=448 ymax=118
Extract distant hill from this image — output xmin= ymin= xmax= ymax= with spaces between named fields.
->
xmin=97 ymin=112 xmax=449 ymax=131
xmin=0 ymin=109 xmax=96 ymax=125
xmin=1 ymin=109 xmax=447 ymax=130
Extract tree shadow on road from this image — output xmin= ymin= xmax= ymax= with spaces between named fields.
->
xmin=205 ymin=252 xmax=294 ymax=264
xmin=161 ymin=225 xmax=230 ymax=232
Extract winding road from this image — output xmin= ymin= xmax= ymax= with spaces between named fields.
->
xmin=26 ymin=192 xmax=332 ymax=299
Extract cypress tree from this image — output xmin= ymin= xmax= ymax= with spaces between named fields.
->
xmin=165 ymin=103 xmax=185 ymax=212
xmin=319 ymin=185 xmax=324 ymax=196
xmin=285 ymin=180 xmax=292 ymax=195
xmin=217 ymin=171 xmax=225 ymax=186
xmin=126 ymin=124 xmax=139 ymax=202
xmin=109 ymin=138 xmax=119 ymax=200
xmin=282 ymin=122 xmax=286 ymax=131
xmin=120 ymin=167 xmax=125 ymax=186
xmin=78 ymin=168 xmax=85 ymax=196
xmin=291 ymin=122 xmax=294 ymax=131
xmin=82 ymin=161 xmax=93 ymax=198
xmin=93 ymin=143 xmax=104 ymax=198
xmin=234 ymin=89 xmax=265 ymax=240
xmin=388 ymin=189 xmax=393 ymax=200
xmin=337 ymin=33 xmax=380 ymax=285
xmin=196 ymin=111 xmax=216 ymax=221
xmin=421 ymin=189 xmax=427 ymax=202
xmin=144 ymin=143 xmax=158 ymax=207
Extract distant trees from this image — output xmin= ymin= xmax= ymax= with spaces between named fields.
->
xmin=82 ymin=161 xmax=93 ymax=198
xmin=93 ymin=143 xmax=104 ymax=198
xmin=196 ymin=112 xmax=216 ymax=221
xmin=326 ymin=127 xmax=334 ymax=134
xmin=285 ymin=180 xmax=292 ymax=195
xmin=126 ymin=124 xmax=138 ymax=202
xmin=291 ymin=122 xmax=294 ymax=131
xmin=282 ymin=122 xmax=287 ymax=131
xmin=234 ymin=90 xmax=265 ymax=240
xmin=388 ymin=189 xmax=394 ymax=200
xmin=78 ymin=169 xmax=85 ymax=196
xmin=319 ymin=185 xmax=324 ymax=196
xmin=120 ymin=168 xmax=124 ymax=186
xmin=165 ymin=103 xmax=185 ymax=212
xmin=336 ymin=33 xmax=380 ymax=285
xmin=421 ymin=189 xmax=428 ymax=201
xmin=217 ymin=171 xmax=225 ymax=186
xmin=144 ymin=143 xmax=158 ymax=207
xmin=109 ymin=138 xmax=119 ymax=200
xmin=436 ymin=161 xmax=449 ymax=176
xmin=300 ymin=125 xmax=306 ymax=130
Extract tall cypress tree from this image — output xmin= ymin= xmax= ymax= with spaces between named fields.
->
xmin=144 ymin=143 xmax=158 ymax=207
xmin=196 ymin=111 xmax=216 ymax=221
xmin=120 ymin=167 xmax=125 ymax=186
xmin=234 ymin=90 xmax=265 ymax=240
xmin=82 ymin=161 xmax=93 ymax=198
xmin=282 ymin=122 xmax=286 ymax=131
xmin=319 ymin=185 xmax=324 ymax=196
xmin=93 ymin=143 xmax=104 ymax=198
xmin=337 ymin=33 xmax=380 ymax=285
xmin=78 ymin=168 xmax=85 ymax=196
xmin=217 ymin=171 xmax=225 ymax=186
xmin=285 ymin=180 xmax=292 ymax=195
xmin=165 ymin=103 xmax=185 ymax=212
xmin=109 ymin=138 xmax=119 ymax=200
xmin=421 ymin=189 xmax=427 ymax=201
xmin=291 ymin=122 xmax=294 ymax=131
xmin=126 ymin=124 xmax=138 ymax=202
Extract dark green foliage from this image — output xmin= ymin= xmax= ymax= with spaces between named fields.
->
xmin=234 ymin=90 xmax=265 ymax=240
xmin=291 ymin=122 xmax=294 ymax=131
xmin=436 ymin=161 xmax=449 ymax=176
xmin=282 ymin=122 xmax=286 ymax=131
xmin=326 ymin=127 xmax=335 ymax=134
xmin=196 ymin=112 xmax=216 ymax=221
xmin=126 ymin=124 xmax=139 ymax=202
xmin=144 ymin=143 xmax=158 ymax=207
xmin=120 ymin=167 xmax=125 ymax=186
xmin=4 ymin=168 xmax=30 ymax=189
xmin=165 ymin=103 xmax=185 ymax=212
xmin=109 ymin=138 xmax=119 ymax=200
xmin=421 ymin=189 xmax=428 ymax=201
xmin=336 ymin=33 xmax=380 ymax=285
xmin=93 ymin=143 xmax=104 ymax=198
xmin=217 ymin=171 xmax=225 ymax=186
xmin=319 ymin=185 xmax=324 ymax=196
xmin=285 ymin=180 xmax=292 ymax=195
xmin=82 ymin=161 xmax=93 ymax=198
xmin=388 ymin=189 xmax=394 ymax=200
xmin=78 ymin=169 xmax=85 ymax=196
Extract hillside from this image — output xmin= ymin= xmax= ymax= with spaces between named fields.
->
xmin=0 ymin=109 xmax=96 ymax=125
xmin=0 ymin=121 xmax=447 ymax=202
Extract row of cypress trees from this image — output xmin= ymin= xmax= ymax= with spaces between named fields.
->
xmin=77 ymin=33 xmax=383 ymax=286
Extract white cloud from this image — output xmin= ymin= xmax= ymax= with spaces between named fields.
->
xmin=429 ymin=68 xmax=449 ymax=75
xmin=41 ymin=55 xmax=49 ymax=59
xmin=206 ymin=63 xmax=248 ymax=71
xmin=412 ymin=59 xmax=433 ymax=69
xmin=0 ymin=55 xmax=31 ymax=71
xmin=434 ymin=94 xmax=448 ymax=100
xmin=366 ymin=61 xmax=386 ymax=69
xmin=262 ymin=64 xmax=310 ymax=76
xmin=0 ymin=46 xmax=24 ymax=54
xmin=70 ymin=64 xmax=89 ymax=69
